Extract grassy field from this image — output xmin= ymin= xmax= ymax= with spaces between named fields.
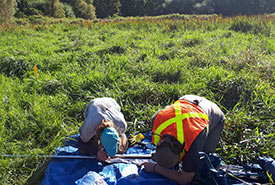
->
xmin=0 ymin=14 xmax=274 ymax=184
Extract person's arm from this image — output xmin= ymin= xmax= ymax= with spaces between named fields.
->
xmin=142 ymin=162 xmax=195 ymax=185
xmin=78 ymin=137 xmax=110 ymax=161
xmin=78 ymin=137 xmax=98 ymax=156
xmin=142 ymin=130 xmax=207 ymax=184
xmin=96 ymin=146 xmax=109 ymax=161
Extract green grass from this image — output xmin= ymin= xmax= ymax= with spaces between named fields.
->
xmin=0 ymin=14 xmax=275 ymax=184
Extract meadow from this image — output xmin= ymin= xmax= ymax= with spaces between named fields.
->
xmin=0 ymin=14 xmax=274 ymax=184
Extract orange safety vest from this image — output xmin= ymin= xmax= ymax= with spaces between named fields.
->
xmin=152 ymin=100 xmax=209 ymax=161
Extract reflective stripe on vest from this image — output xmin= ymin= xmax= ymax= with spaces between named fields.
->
xmin=152 ymin=100 xmax=209 ymax=160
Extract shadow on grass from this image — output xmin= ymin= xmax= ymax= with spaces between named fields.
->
xmin=25 ymin=160 xmax=50 ymax=185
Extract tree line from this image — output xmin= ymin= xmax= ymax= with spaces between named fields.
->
xmin=1 ymin=0 xmax=275 ymax=23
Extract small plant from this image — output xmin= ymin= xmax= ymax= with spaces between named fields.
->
xmin=0 ymin=57 xmax=28 ymax=78
xmin=182 ymin=38 xmax=203 ymax=48
xmin=207 ymin=75 xmax=256 ymax=110
xmin=229 ymin=17 xmax=271 ymax=36
xmin=97 ymin=45 xmax=126 ymax=56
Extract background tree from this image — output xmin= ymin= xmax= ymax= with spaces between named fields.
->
xmin=94 ymin=0 xmax=120 ymax=18
xmin=150 ymin=0 xmax=200 ymax=15
xmin=72 ymin=0 xmax=96 ymax=19
xmin=120 ymin=0 xmax=146 ymax=16
xmin=205 ymin=0 xmax=275 ymax=16
xmin=62 ymin=2 xmax=76 ymax=18
xmin=16 ymin=0 xmax=32 ymax=17
xmin=0 ymin=0 xmax=17 ymax=23
xmin=45 ymin=0 xmax=65 ymax=18
xmin=253 ymin=0 xmax=275 ymax=14
xmin=120 ymin=0 xmax=163 ymax=16
xmin=144 ymin=0 xmax=161 ymax=16
xmin=193 ymin=0 xmax=215 ymax=14
xmin=15 ymin=0 xmax=45 ymax=17
xmin=2 ymin=0 xmax=275 ymax=22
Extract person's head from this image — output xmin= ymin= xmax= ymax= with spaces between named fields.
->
xmin=96 ymin=120 xmax=128 ymax=157
xmin=152 ymin=134 xmax=183 ymax=168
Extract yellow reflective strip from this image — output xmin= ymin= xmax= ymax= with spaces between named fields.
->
xmin=173 ymin=100 xmax=179 ymax=105
xmin=174 ymin=112 xmax=208 ymax=121
xmin=154 ymin=102 xmax=209 ymax=144
xmin=182 ymin=112 xmax=209 ymax=120
xmin=199 ymin=113 xmax=209 ymax=120
xmin=174 ymin=101 xmax=184 ymax=144
xmin=154 ymin=117 xmax=177 ymax=144
xmin=153 ymin=134 xmax=161 ymax=145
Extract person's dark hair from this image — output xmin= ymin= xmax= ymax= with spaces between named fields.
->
xmin=157 ymin=134 xmax=184 ymax=155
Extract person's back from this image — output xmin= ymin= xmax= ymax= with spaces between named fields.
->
xmin=79 ymin=97 xmax=127 ymax=143
xmin=179 ymin=95 xmax=225 ymax=153
xmin=78 ymin=97 xmax=128 ymax=161
xmin=143 ymin=95 xmax=225 ymax=185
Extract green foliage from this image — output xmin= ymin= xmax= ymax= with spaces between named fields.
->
xmin=94 ymin=0 xmax=121 ymax=18
xmin=230 ymin=18 xmax=271 ymax=36
xmin=9 ymin=0 xmax=275 ymax=19
xmin=0 ymin=15 xmax=274 ymax=184
xmin=63 ymin=3 xmax=75 ymax=18
xmin=120 ymin=0 xmax=147 ymax=16
xmin=199 ymin=0 xmax=275 ymax=16
xmin=16 ymin=0 xmax=46 ymax=17
xmin=15 ymin=0 xmax=94 ymax=19
xmin=71 ymin=0 xmax=96 ymax=19
xmin=0 ymin=0 xmax=17 ymax=23
xmin=0 ymin=56 xmax=29 ymax=78
xmin=157 ymin=0 xmax=197 ymax=15
xmin=45 ymin=0 xmax=65 ymax=18
xmin=207 ymin=75 xmax=256 ymax=110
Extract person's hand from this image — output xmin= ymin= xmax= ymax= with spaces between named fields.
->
xmin=142 ymin=162 xmax=158 ymax=173
xmin=96 ymin=146 xmax=109 ymax=161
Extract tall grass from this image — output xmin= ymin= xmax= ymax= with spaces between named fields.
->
xmin=0 ymin=14 xmax=274 ymax=184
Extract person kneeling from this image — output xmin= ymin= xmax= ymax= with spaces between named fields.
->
xmin=78 ymin=97 xmax=128 ymax=161
xmin=142 ymin=95 xmax=225 ymax=185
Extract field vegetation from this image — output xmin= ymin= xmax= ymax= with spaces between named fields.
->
xmin=0 ymin=14 xmax=274 ymax=184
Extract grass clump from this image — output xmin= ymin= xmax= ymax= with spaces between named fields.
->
xmin=0 ymin=56 xmax=29 ymax=78
xmin=207 ymin=75 xmax=257 ymax=110
xmin=229 ymin=17 xmax=271 ymax=36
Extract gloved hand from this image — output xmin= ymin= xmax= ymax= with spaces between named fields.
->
xmin=128 ymin=133 xmax=145 ymax=147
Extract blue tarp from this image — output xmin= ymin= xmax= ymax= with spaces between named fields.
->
xmin=42 ymin=134 xmax=274 ymax=185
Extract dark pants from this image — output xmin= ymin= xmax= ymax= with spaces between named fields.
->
xmin=203 ymin=119 xmax=225 ymax=153
xmin=77 ymin=137 xmax=98 ymax=156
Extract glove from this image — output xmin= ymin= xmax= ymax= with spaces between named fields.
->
xmin=128 ymin=133 xmax=145 ymax=147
